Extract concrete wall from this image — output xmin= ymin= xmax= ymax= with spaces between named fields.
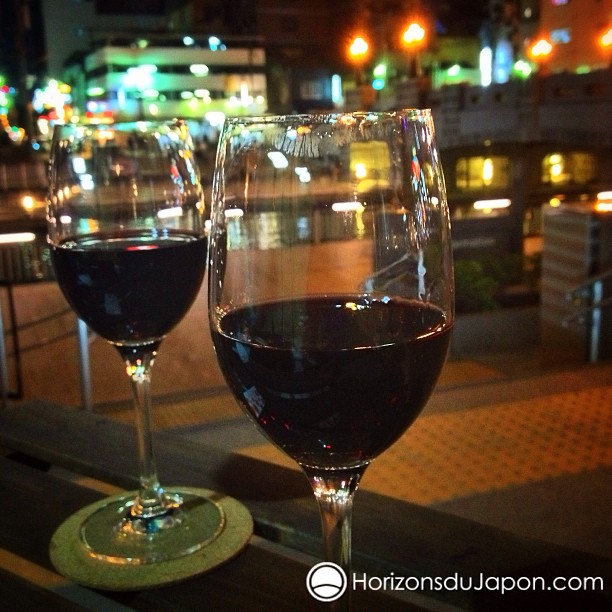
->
xmin=450 ymin=306 xmax=540 ymax=355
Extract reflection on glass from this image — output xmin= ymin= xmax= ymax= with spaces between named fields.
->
xmin=456 ymin=155 xmax=510 ymax=190
xmin=209 ymin=110 xmax=454 ymax=610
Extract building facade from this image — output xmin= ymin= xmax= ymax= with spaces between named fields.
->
xmin=538 ymin=0 xmax=612 ymax=73
xmin=430 ymin=68 xmax=612 ymax=259
xmin=78 ymin=33 xmax=267 ymax=124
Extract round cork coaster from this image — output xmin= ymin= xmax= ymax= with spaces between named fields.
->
xmin=49 ymin=487 xmax=253 ymax=591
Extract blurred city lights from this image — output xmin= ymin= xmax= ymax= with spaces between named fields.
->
xmin=473 ymin=198 xmax=511 ymax=210
xmin=21 ymin=195 xmax=34 ymax=211
xmin=599 ymin=27 xmax=612 ymax=49
xmin=0 ymin=232 xmax=36 ymax=244
xmin=402 ymin=22 xmax=426 ymax=47
xmin=596 ymin=191 xmax=612 ymax=212
xmin=267 ymin=151 xmax=289 ymax=169
xmin=480 ymin=47 xmax=493 ymax=86
xmin=529 ymin=38 xmax=553 ymax=60
xmin=349 ymin=37 xmax=369 ymax=61
xmin=332 ymin=201 xmax=365 ymax=213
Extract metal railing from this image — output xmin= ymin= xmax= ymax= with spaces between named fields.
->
xmin=0 ymin=297 xmax=93 ymax=410
xmin=564 ymin=268 xmax=612 ymax=363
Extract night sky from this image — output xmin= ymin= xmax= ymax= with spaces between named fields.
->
xmin=0 ymin=0 xmax=492 ymax=85
xmin=0 ymin=0 xmax=46 ymax=85
xmin=430 ymin=0 xmax=489 ymax=34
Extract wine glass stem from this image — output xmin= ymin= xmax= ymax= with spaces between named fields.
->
xmin=123 ymin=348 xmax=166 ymax=515
xmin=304 ymin=466 xmax=366 ymax=610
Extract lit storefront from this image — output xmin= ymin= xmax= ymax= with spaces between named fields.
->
xmin=442 ymin=141 xmax=607 ymax=261
xmin=76 ymin=34 xmax=267 ymax=125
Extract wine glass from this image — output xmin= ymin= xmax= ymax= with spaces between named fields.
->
xmin=208 ymin=111 xmax=454 ymax=607
xmin=46 ymin=121 xmax=250 ymax=580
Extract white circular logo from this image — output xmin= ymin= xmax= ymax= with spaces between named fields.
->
xmin=306 ymin=562 xmax=348 ymax=602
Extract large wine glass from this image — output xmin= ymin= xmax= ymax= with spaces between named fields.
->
xmin=208 ymin=111 xmax=454 ymax=607
xmin=47 ymin=121 xmax=250 ymax=583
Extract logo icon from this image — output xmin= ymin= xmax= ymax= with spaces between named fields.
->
xmin=306 ymin=562 xmax=348 ymax=602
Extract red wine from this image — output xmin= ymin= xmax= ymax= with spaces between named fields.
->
xmin=52 ymin=230 xmax=206 ymax=345
xmin=211 ymin=296 xmax=452 ymax=469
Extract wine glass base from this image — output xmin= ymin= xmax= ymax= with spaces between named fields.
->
xmin=80 ymin=489 xmax=225 ymax=564
xmin=50 ymin=487 xmax=253 ymax=591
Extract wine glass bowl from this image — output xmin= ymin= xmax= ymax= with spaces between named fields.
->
xmin=209 ymin=110 xmax=453 ymax=602
xmin=48 ymin=123 xmax=206 ymax=349
xmin=211 ymin=294 xmax=450 ymax=471
xmin=46 ymin=121 xmax=250 ymax=577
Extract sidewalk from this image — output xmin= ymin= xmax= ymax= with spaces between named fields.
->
xmin=3 ymin=279 xmax=612 ymax=561
xmin=3 ymin=280 xmax=553 ymax=409
xmin=3 ymin=279 xmax=548 ymax=408
xmin=164 ymin=360 xmax=611 ymax=560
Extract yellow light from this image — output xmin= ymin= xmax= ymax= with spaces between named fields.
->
xmin=332 ymin=201 xmax=365 ymax=213
xmin=529 ymin=38 xmax=553 ymax=60
xmin=551 ymin=162 xmax=563 ymax=177
xmin=349 ymin=37 xmax=369 ymax=60
xmin=549 ymin=197 xmax=562 ymax=207
xmin=482 ymin=158 xmax=493 ymax=185
xmin=599 ymin=27 xmax=612 ymax=49
xmin=402 ymin=22 xmax=426 ymax=47
xmin=473 ymin=198 xmax=511 ymax=210
xmin=96 ymin=128 xmax=115 ymax=142
xmin=596 ymin=191 xmax=612 ymax=212
xmin=354 ymin=163 xmax=367 ymax=179
xmin=22 ymin=195 xmax=34 ymax=210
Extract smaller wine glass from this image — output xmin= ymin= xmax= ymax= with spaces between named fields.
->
xmin=47 ymin=121 xmax=251 ymax=582
xmin=209 ymin=110 xmax=454 ymax=608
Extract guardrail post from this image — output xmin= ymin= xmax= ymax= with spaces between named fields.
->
xmin=589 ymin=280 xmax=603 ymax=363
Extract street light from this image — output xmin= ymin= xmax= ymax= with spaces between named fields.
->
xmin=599 ymin=26 xmax=612 ymax=49
xmin=528 ymin=37 xmax=553 ymax=104
xmin=528 ymin=37 xmax=554 ymax=78
xmin=349 ymin=36 xmax=369 ymax=60
xmin=348 ymin=35 xmax=370 ymax=86
xmin=528 ymin=38 xmax=553 ymax=67
xmin=402 ymin=22 xmax=426 ymax=47
xmin=599 ymin=26 xmax=612 ymax=67
xmin=401 ymin=21 xmax=427 ymax=77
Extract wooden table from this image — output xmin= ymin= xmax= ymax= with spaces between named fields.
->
xmin=0 ymin=400 xmax=610 ymax=611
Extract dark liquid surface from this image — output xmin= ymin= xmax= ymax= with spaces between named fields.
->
xmin=212 ymin=296 xmax=452 ymax=469
xmin=52 ymin=230 xmax=207 ymax=345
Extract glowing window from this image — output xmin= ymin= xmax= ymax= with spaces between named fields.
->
xmin=456 ymin=156 xmax=510 ymax=190
xmin=542 ymin=152 xmax=596 ymax=185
